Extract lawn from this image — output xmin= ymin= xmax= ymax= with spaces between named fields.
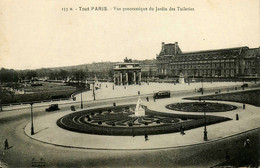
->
xmin=184 ymin=89 xmax=260 ymax=107
xmin=1 ymin=82 xmax=79 ymax=105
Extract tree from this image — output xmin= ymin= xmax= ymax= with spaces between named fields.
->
xmin=59 ymin=69 xmax=69 ymax=81
xmin=0 ymin=68 xmax=19 ymax=84
xmin=85 ymin=66 xmax=89 ymax=78
xmin=108 ymin=69 xmax=114 ymax=79
xmin=72 ymin=69 xmax=86 ymax=84
xmin=26 ymin=70 xmax=37 ymax=80
xmin=5 ymin=82 xmax=22 ymax=102
xmin=0 ymin=68 xmax=22 ymax=103
xmin=49 ymin=70 xmax=58 ymax=80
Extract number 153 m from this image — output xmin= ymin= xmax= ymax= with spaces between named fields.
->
xmin=62 ymin=8 xmax=69 ymax=12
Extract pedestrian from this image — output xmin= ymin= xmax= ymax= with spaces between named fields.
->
xmin=180 ymin=125 xmax=185 ymax=135
xmin=146 ymin=97 xmax=149 ymax=102
xmin=243 ymin=104 xmax=245 ymax=110
xmin=153 ymin=96 xmax=156 ymax=102
xmin=144 ymin=131 xmax=149 ymax=141
xmin=243 ymin=137 xmax=250 ymax=148
xmin=138 ymin=91 xmax=140 ymax=95
xmin=4 ymin=139 xmax=9 ymax=150
xmin=236 ymin=114 xmax=239 ymax=120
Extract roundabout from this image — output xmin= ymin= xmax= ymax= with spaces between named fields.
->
xmin=56 ymin=104 xmax=231 ymax=136
xmin=1 ymin=84 xmax=259 ymax=167
xmin=23 ymin=96 xmax=259 ymax=150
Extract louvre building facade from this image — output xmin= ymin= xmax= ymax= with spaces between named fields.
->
xmin=156 ymin=42 xmax=260 ymax=78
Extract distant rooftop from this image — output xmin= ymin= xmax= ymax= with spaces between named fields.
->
xmin=180 ymin=46 xmax=249 ymax=55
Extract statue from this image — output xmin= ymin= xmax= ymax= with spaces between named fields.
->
xmin=135 ymin=97 xmax=145 ymax=116
xmin=179 ymin=72 xmax=185 ymax=84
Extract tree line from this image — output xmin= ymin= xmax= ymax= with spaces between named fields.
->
xmin=0 ymin=66 xmax=114 ymax=84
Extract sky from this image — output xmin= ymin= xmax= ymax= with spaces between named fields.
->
xmin=0 ymin=0 xmax=259 ymax=70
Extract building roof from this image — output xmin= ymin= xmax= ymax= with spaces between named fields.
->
xmin=180 ymin=46 xmax=249 ymax=55
xmin=159 ymin=43 xmax=182 ymax=56
xmin=243 ymin=48 xmax=260 ymax=58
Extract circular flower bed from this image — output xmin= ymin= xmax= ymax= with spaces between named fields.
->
xmin=166 ymin=102 xmax=237 ymax=112
xmin=57 ymin=104 xmax=231 ymax=136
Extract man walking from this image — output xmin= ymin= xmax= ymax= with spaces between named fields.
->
xmin=243 ymin=104 xmax=246 ymax=110
xmin=144 ymin=131 xmax=149 ymax=141
xmin=4 ymin=139 xmax=8 ymax=150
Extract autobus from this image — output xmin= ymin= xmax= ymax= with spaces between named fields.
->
xmin=153 ymin=90 xmax=171 ymax=99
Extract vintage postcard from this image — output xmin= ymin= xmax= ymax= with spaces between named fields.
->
xmin=0 ymin=0 xmax=259 ymax=167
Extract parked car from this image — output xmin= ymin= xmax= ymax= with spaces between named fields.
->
xmin=46 ymin=104 xmax=59 ymax=112
xmin=153 ymin=91 xmax=171 ymax=99
xmin=71 ymin=105 xmax=76 ymax=111
xmin=241 ymin=83 xmax=248 ymax=88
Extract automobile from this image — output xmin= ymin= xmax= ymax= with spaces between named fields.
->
xmin=46 ymin=104 xmax=60 ymax=112
xmin=71 ymin=105 xmax=76 ymax=111
xmin=153 ymin=91 xmax=171 ymax=99
xmin=197 ymin=88 xmax=204 ymax=92
xmin=241 ymin=83 xmax=248 ymax=88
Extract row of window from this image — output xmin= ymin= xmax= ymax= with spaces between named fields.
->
xmin=157 ymin=56 xmax=238 ymax=61
xmin=159 ymin=68 xmax=238 ymax=74
xmin=172 ymin=59 xmax=236 ymax=64
xmin=178 ymin=51 xmax=240 ymax=58
xmin=245 ymin=61 xmax=256 ymax=66
xmin=170 ymin=63 xmax=236 ymax=69
xmin=171 ymin=69 xmax=237 ymax=76
xmin=171 ymin=59 xmax=236 ymax=63
xmin=172 ymin=69 xmax=236 ymax=74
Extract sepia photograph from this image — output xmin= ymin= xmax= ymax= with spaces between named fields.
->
xmin=0 ymin=0 xmax=259 ymax=167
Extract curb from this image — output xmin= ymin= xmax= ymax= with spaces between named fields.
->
xmin=23 ymin=120 xmax=260 ymax=151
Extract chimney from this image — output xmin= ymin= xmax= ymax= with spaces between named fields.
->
xmin=175 ymin=42 xmax=178 ymax=55
xmin=162 ymin=42 xmax=165 ymax=51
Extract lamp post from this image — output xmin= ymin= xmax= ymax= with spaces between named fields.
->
xmin=93 ymin=83 xmax=96 ymax=101
xmin=80 ymin=91 xmax=83 ymax=109
xmin=242 ymin=76 xmax=245 ymax=90
xmin=30 ymin=102 xmax=34 ymax=135
xmin=0 ymin=99 xmax=2 ymax=112
xmin=0 ymin=86 xmax=2 ymax=112
xmin=203 ymin=104 xmax=208 ymax=141
xmin=201 ymin=78 xmax=204 ymax=95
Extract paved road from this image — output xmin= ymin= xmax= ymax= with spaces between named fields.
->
xmin=0 ymin=87 xmax=259 ymax=167
xmin=1 ymin=113 xmax=259 ymax=167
